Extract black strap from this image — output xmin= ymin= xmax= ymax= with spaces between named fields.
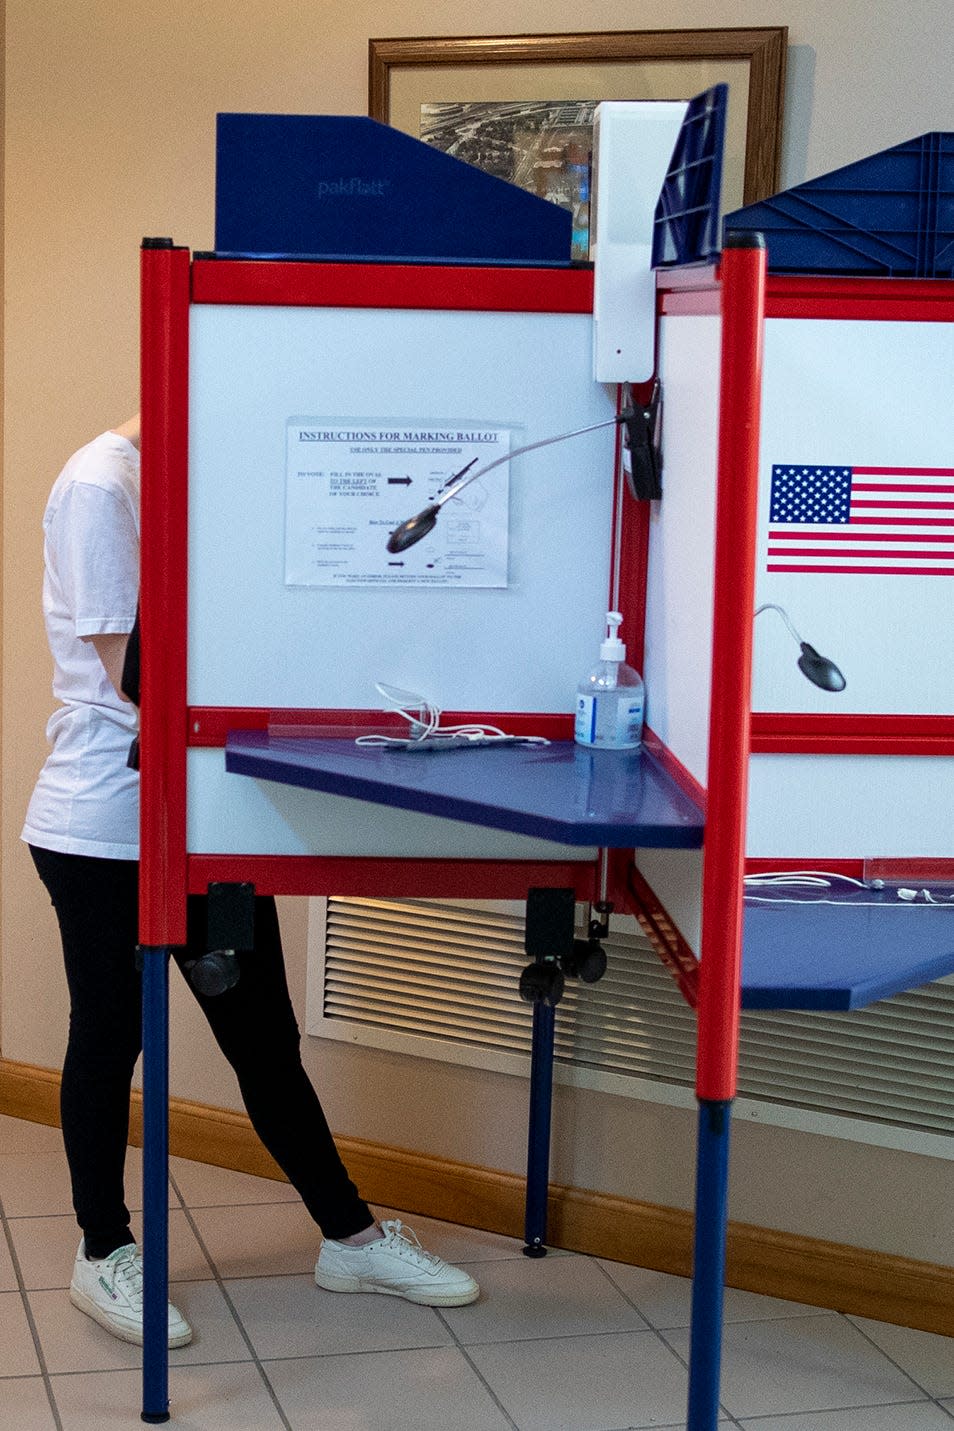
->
xmin=121 ymin=604 xmax=141 ymax=770
xmin=121 ymin=605 xmax=141 ymax=707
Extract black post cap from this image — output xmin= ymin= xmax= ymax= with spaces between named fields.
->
xmin=722 ymin=230 xmax=766 ymax=249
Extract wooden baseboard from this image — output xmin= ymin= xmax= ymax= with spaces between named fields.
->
xmin=2 ymin=1056 xmax=951 ymax=1335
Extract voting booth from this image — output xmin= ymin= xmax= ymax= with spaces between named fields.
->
xmin=136 ymin=110 xmax=954 ymax=1431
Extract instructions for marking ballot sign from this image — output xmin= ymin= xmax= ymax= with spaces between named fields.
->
xmin=285 ymin=420 xmax=511 ymax=588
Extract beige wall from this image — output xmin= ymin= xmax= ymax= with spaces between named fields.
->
xmin=4 ymin=0 xmax=954 ymax=1263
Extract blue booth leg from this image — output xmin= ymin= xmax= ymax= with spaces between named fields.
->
xmin=686 ymin=1098 xmax=732 ymax=1431
xmin=523 ymin=998 xmax=556 ymax=1256
xmin=141 ymin=946 xmax=171 ymax=1425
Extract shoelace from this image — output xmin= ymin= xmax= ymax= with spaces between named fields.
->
xmin=379 ymin=1219 xmax=442 ymax=1268
xmin=106 ymin=1246 xmax=144 ymax=1304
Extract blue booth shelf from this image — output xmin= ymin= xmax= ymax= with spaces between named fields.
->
xmin=225 ymin=733 xmax=954 ymax=1012
xmin=224 ymin=731 xmax=705 ymax=850
xmin=742 ymin=890 xmax=954 ymax=1010
xmin=724 ymin=131 xmax=954 ymax=277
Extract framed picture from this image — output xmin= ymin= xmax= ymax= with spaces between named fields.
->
xmin=369 ymin=29 xmax=787 ymax=257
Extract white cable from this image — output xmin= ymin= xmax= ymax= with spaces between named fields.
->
xmin=744 ymin=874 xmax=827 ymax=882
xmin=746 ymin=885 xmax=954 ymax=907
xmin=754 ymin=602 xmax=803 ymax=646
xmin=900 ymin=888 xmax=954 ymax=905
xmin=743 ymin=869 xmax=954 ymax=906
xmin=743 ymin=894 xmax=954 ymax=907
xmin=355 ymin=682 xmax=550 ymax=749
xmin=743 ymin=892 xmax=886 ymax=904
xmin=434 ymin=415 xmax=623 ymax=510
xmin=743 ymin=870 xmax=868 ymax=889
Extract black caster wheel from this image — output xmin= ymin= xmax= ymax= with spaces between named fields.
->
xmin=518 ymin=961 xmax=565 ymax=1006
xmin=562 ymin=938 xmax=608 ymax=984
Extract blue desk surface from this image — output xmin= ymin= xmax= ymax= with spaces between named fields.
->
xmin=224 ymin=731 xmax=705 ymax=849
xmin=742 ymin=890 xmax=954 ymax=1010
xmin=224 ymin=731 xmax=954 ymax=1011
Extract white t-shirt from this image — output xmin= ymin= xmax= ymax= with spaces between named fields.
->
xmin=22 ymin=432 xmax=141 ymax=859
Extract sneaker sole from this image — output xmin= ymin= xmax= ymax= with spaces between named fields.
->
xmin=314 ymin=1267 xmax=479 ymax=1306
xmin=69 ymin=1286 xmax=193 ymax=1348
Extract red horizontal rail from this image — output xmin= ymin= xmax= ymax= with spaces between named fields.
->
xmin=191 ymin=258 xmax=594 ymax=313
xmin=750 ymin=712 xmax=954 ymax=755
xmin=187 ymin=707 xmax=575 ymax=746
xmin=188 ymin=854 xmax=598 ymax=901
xmin=659 ymin=272 xmax=954 ymax=322
xmin=744 ymin=856 xmax=865 ymax=877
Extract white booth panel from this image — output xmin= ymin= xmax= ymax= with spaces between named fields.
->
xmin=747 ymin=753 xmax=954 ymax=858
xmin=643 ymin=313 xmax=721 ymax=787
xmin=186 ymin=748 xmax=597 ymax=861
xmin=753 ymin=318 xmax=954 ymax=716
xmin=188 ymin=303 xmax=618 ymax=714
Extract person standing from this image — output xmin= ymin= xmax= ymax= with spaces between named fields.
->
xmin=22 ymin=416 xmax=479 ymax=1347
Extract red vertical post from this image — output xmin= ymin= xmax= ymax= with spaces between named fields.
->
xmin=139 ymin=239 xmax=190 ymax=948
xmin=696 ymin=235 xmax=767 ymax=1101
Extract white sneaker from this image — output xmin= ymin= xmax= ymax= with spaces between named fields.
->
xmin=315 ymin=1219 xmax=479 ymax=1307
xmin=69 ymin=1241 xmax=193 ymax=1348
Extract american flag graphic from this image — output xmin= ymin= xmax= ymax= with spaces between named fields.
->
xmin=768 ymin=464 xmax=954 ymax=575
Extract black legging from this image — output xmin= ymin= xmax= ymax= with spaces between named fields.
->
xmin=30 ymin=845 xmax=373 ymax=1257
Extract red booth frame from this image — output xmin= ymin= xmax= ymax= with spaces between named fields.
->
xmin=137 ymin=241 xmax=768 ymax=1430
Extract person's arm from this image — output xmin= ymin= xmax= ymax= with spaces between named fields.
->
xmin=55 ymin=467 xmax=139 ymax=703
xmin=86 ymin=632 xmax=132 ymax=701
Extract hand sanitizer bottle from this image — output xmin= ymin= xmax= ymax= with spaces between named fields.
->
xmin=574 ymin=612 xmax=644 ymax=749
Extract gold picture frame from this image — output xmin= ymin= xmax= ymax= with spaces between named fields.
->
xmin=369 ymin=28 xmax=787 ymax=219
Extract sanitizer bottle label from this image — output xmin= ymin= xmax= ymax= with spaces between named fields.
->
xmin=575 ymin=695 xmax=598 ymax=744
xmin=575 ymin=693 xmax=643 ymax=747
xmin=616 ymin=696 xmax=644 ymax=744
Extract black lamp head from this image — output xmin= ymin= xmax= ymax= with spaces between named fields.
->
xmin=754 ymin=604 xmax=847 ymax=692
xmin=386 ymin=503 xmax=441 ymax=554
xmin=797 ymin=642 xmax=847 ymax=692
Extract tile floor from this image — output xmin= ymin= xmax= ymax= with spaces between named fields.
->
xmin=0 ymin=1112 xmax=951 ymax=1430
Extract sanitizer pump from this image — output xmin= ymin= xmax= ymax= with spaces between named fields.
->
xmin=574 ymin=612 xmax=645 ymax=749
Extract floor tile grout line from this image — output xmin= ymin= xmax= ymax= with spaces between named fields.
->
xmin=254 ymin=1340 xmax=471 ymax=1364
xmin=432 ymin=1304 xmax=521 ymax=1431
xmin=647 ymin=1326 xmax=740 ymax=1425
xmin=590 ymin=1256 xmax=654 ymax=1331
xmin=846 ymin=1312 xmax=952 ymax=1403
xmin=731 ymin=1398 xmax=954 ymax=1424
xmin=192 ymin=1320 xmax=696 ymax=1360
xmin=45 ymin=1357 xmax=260 ymax=1376
xmin=679 ymin=1291 xmax=953 ymax=1426
xmin=4 ymin=1195 xmax=181 ymax=1222
xmin=592 ymin=1254 xmax=841 ymax=1336
xmin=591 ymin=1256 xmax=743 ymax=1424
xmin=166 ymin=1167 xmax=293 ymax=1431
xmin=155 ymin=1199 xmax=300 ymax=1211
xmin=0 ymin=1189 xmax=65 ymax=1431
xmin=652 ymin=1312 xmax=954 ymax=1426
